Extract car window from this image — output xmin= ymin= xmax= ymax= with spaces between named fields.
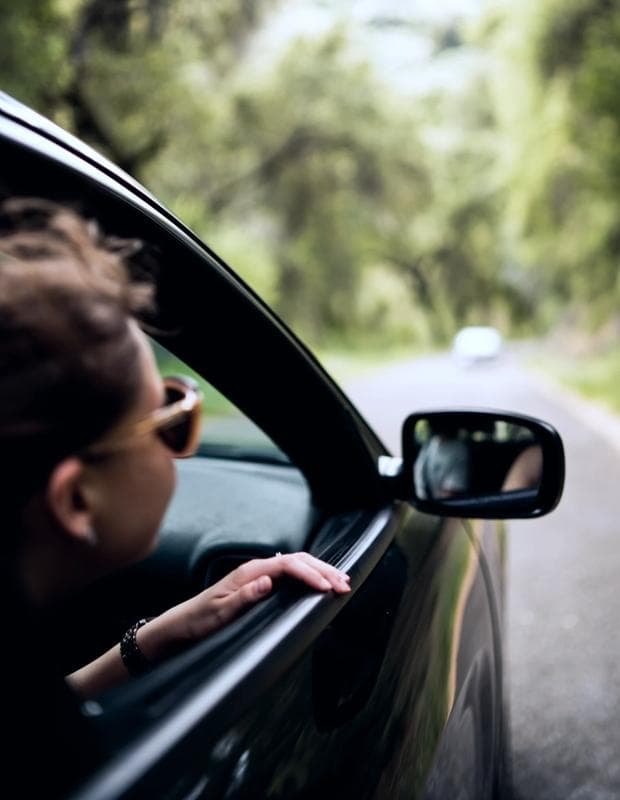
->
xmin=150 ymin=337 xmax=288 ymax=464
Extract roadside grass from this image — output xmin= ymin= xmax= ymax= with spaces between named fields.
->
xmin=528 ymin=344 xmax=620 ymax=414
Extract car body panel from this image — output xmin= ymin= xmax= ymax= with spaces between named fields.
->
xmin=68 ymin=506 xmax=499 ymax=800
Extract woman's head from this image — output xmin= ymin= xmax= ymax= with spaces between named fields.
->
xmin=0 ymin=198 xmax=176 ymax=595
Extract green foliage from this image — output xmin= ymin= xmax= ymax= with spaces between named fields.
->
xmin=0 ymin=0 xmax=70 ymax=111
xmin=147 ymin=29 xmax=443 ymax=345
xmin=491 ymin=0 xmax=620 ymax=329
xmin=5 ymin=0 xmax=620 ymax=348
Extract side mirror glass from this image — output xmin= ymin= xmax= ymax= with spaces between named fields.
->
xmin=402 ymin=410 xmax=565 ymax=519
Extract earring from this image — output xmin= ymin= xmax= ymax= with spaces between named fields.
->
xmin=84 ymin=526 xmax=98 ymax=546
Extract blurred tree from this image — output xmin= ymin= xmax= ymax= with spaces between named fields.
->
xmin=0 ymin=0 xmax=69 ymax=112
xmin=144 ymin=30 xmax=438 ymax=344
xmin=0 ymin=0 xmax=541 ymax=347
xmin=490 ymin=0 xmax=620 ymax=330
xmin=61 ymin=0 xmax=280 ymax=177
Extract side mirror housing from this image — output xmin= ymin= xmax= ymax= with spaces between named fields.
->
xmin=401 ymin=409 xmax=565 ymax=519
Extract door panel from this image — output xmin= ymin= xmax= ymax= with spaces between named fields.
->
xmin=196 ymin=510 xmax=498 ymax=800
xmin=86 ymin=507 xmax=499 ymax=800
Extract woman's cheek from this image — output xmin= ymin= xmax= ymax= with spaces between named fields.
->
xmin=100 ymin=449 xmax=176 ymax=565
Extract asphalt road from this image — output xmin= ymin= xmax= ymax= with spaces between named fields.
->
xmin=341 ymin=348 xmax=620 ymax=800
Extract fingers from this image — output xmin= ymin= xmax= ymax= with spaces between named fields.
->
xmin=283 ymin=552 xmax=351 ymax=593
xmin=179 ymin=553 xmax=350 ymax=642
xmin=230 ymin=552 xmax=350 ymax=594
xmin=184 ymin=575 xmax=274 ymax=639
xmin=216 ymin=574 xmax=274 ymax=626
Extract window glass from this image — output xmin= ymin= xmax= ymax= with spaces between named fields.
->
xmin=150 ymin=338 xmax=288 ymax=463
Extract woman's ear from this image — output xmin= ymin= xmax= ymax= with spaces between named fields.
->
xmin=46 ymin=457 xmax=97 ymax=545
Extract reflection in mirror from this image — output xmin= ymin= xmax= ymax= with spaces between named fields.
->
xmin=411 ymin=416 xmax=543 ymax=503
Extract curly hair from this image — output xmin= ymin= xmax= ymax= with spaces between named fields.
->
xmin=0 ymin=197 xmax=155 ymax=516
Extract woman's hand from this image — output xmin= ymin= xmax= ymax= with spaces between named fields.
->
xmin=67 ymin=553 xmax=349 ymax=698
xmin=139 ymin=553 xmax=350 ymax=660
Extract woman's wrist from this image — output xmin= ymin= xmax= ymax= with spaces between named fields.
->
xmin=120 ymin=618 xmax=154 ymax=676
xmin=134 ymin=607 xmax=188 ymax=664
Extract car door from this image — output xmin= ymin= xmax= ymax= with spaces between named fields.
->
xmin=0 ymin=94 xmax=503 ymax=800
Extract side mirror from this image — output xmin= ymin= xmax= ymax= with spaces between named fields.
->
xmin=401 ymin=410 xmax=565 ymax=519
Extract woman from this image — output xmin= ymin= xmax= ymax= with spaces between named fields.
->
xmin=0 ymin=197 xmax=349 ymax=793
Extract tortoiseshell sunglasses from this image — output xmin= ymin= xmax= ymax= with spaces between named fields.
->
xmin=85 ymin=375 xmax=203 ymax=459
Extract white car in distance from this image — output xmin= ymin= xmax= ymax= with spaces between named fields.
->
xmin=452 ymin=326 xmax=503 ymax=367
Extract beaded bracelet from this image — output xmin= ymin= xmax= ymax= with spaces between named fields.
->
xmin=120 ymin=617 xmax=154 ymax=677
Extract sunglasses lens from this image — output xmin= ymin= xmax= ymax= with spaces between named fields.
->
xmin=158 ymin=384 xmax=193 ymax=455
xmin=158 ymin=414 xmax=192 ymax=454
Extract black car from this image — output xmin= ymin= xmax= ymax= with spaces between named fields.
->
xmin=0 ymin=92 xmax=564 ymax=800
